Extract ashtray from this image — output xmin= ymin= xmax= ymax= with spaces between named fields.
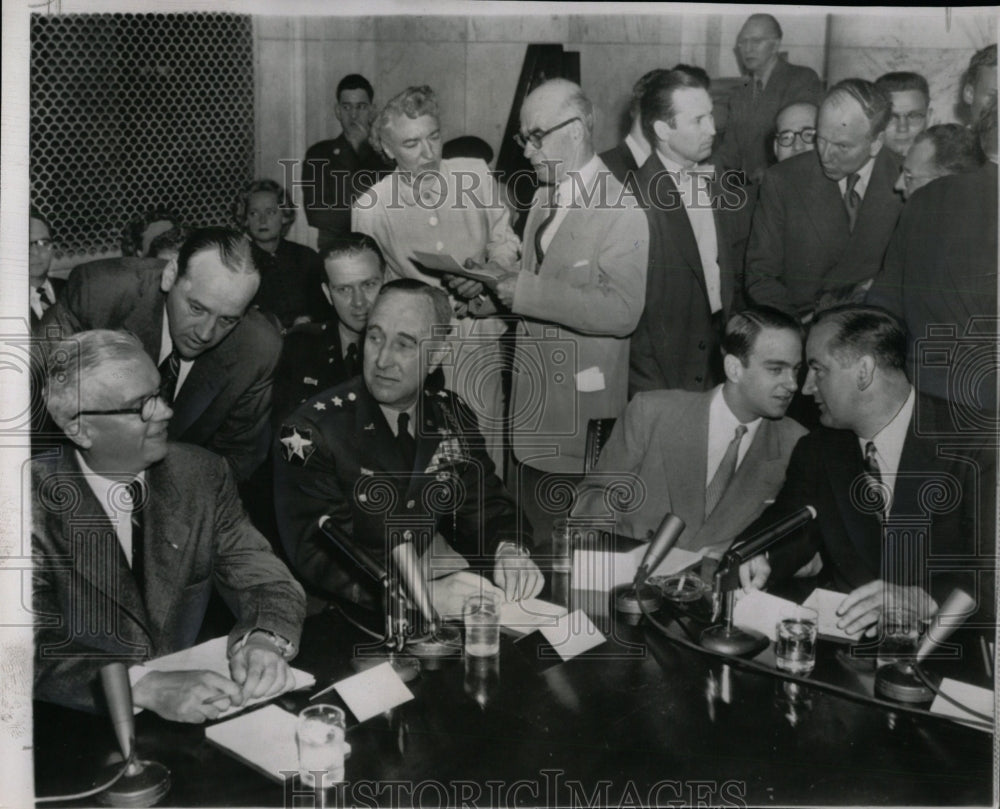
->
xmin=652 ymin=573 xmax=710 ymax=603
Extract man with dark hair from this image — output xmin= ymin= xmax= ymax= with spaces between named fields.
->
xmin=120 ymin=205 xmax=181 ymax=258
xmin=893 ymin=123 xmax=984 ymax=200
xmin=575 ymin=306 xmax=806 ymax=553
xmin=630 ymin=68 xmax=746 ymax=395
xmin=303 ymin=73 xmax=390 ymax=249
xmin=739 ymin=305 xmax=994 ymax=636
xmin=29 ymin=208 xmax=64 ymax=335
xmin=962 ymin=44 xmax=997 ymax=127
xmin=33 ymin=330 xmax=305 ymax=719
xmin=874 ymin=72 xmax=931 ymax=159
xmin=274 ymin=280 xmax=542 ymax=609
xmin=746 ymin=79 xmax=904 ymax=320
xmin=599 ymin=68 xmax=668 ymax=187
xmin=39 ymin=227 xmax=281 ymax=482
xmin=272 ymin=232 xmax=386 ymax=425
xmin=713 ymin=13 xmax=823 ymax=184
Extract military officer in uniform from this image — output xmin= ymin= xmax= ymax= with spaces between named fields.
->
xmin=272 ymin=233 xmax=386 ymax=425
xmin=273 ymin=279 xmax=543 ymax=609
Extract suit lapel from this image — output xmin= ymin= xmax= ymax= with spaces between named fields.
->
xmin=826 ymin=430 xmax=883 ymax=573
xmin=840 ymin=149 xmax=902 ymax=269
xmin=798 ymin=164 xmax=850 ymax=262
xmin=521 ymin=192 xmax=546 ymax=274
xmin=142 ymin=458 xmax=194 ymax=631
xmin=667 ymin=392 xmax=711 ymax=524
xmin=168 ymin=343 xmax=233 ymax=438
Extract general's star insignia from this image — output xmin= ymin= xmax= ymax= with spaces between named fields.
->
xmin=332 ymin=396 xmax=343 ymax=407
xmin=313 ymin=402 xmax=326 ymax=411
xmin=279 ymin=426 xmax=315 ymax=465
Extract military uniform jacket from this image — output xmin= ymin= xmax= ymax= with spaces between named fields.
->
xmin=273 ymin=377 xmax=528 ymax=603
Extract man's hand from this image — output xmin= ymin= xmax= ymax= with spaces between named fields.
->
xmin=229 ymin=634 xmax=293 ymax=705
xmin=132 ymin=670 xmax=243 ymax=723
xmin=493 ymin=546 xmax=544 ymax=601
xmin=835 ymin=580 xmax=935 ymax=637
xmin=738 ymin=554 xmax=772 ymax=592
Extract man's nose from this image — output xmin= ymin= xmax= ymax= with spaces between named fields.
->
xmin=802 ymin=370 xmax=817 ymax=395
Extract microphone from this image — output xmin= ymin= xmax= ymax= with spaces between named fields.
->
xmin=722 ymin=505 xmax=817 ymax=568
xmin=916 ymin=588 xmax=977 ymax=664
xmin=319 ymin=515 xmax=388 ymax=583
xmin=634 ymin=514 xmax=687 ymax=586
xmin=97 ymin=663 xmax=171 ymax=806
xmin=390 ymin=540 xmax=439 ymax=631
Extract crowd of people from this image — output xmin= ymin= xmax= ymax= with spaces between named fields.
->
xmin=28 ymin=13 xmax=996 ymax=721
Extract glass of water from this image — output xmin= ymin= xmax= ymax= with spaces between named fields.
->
xmin=775 ymin=607 xmax=819 ymax=675
xmin=296 ymin=704 xmax=350 ymax=789
xmin=464 ymin=592 xmax=501 ymax=658
xmin=877 ymin=606 xmax=921 ymax=667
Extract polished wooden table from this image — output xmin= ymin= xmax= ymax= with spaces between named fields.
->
xmin=33 ymin=578 xmax=995 ymax=807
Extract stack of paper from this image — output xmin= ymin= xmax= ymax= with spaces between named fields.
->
xmin=205 ymin=705 xmax=299 ymax=783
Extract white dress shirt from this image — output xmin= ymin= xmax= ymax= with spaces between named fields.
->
xmin=76 ymin=450 xmax=145 ymax=567
xmin=30 ymin=278 xmax=57 ymax=320
xmin=158 ymin=308 xmax=194 ymax=393
xmin=837 ymin=154 xmax=877 ymax=202
xmin=537 ymin=154 xmax=602 ymax=256
xmin=857 ymin=386 xmax=915 ymax=502
xmin=625 ymin=132 xmax=650 ymax=169
xmin=705 ymin=386 xmax=763 ymax=487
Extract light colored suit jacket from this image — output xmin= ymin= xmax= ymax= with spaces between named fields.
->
xmin=510 ymin=159 xmax=649 ymax=473
xmin=32 ymin=444 xmax=305 ymax=713
xmin=573 ymin=388 xmax=807 ymax=552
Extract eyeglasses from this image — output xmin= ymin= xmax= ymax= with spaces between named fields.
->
xmin=514 ymin=117 xmax=580 ymax=150
xmin=29 ymin=238 xmax=53 ymax=250
xmin=889 ymin=111 xmax=927 ymax=128
xmin=73 ymin=391 xmax=164 ymax=423
xmin=776 ymin=127 xmax=817 ymax=147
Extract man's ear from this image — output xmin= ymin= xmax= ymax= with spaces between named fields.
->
xmin=321 ymin=282 xmax=333 ymax=306
xmin=869 ymin=130 xmax=885 ymax=158
xmin=652 ymin=118 xmax=673 ymax=144
xmin=60 ymin=415 xmax=94 ymax=450
xmin=962 ymin=82 xmax=974 ymax=106
xmin=723 ymin=353 xmax=743 ymax=385
xmin=856 ymin=355 xmax=876 ymax=391
xmin=160 ymin=257 xmax=179 ymax=293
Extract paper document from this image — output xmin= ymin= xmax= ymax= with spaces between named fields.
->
xmin=334 ymin=661 xmax=414 ymax=722
xmin=930 ymin=678 xmax=994 ymax=730
xmin=499 ymin=598 xmax=568 ymax=636
xmin=732 ymin=589 xmax=805 ymax=642
xmin=138 ymin=636 xmax=314 ymax=719
xmin=539 ymin=609 xmax=607 ymax=661
xmin=802 ymin=588 xmax=857 ymax=641
xmin=572 ymin=544 xmax=705 ymax=592
xmin=412 ymin=250 xmax=503 ymax=285
xmin=205 ymin=705 xmax=299 ymax=783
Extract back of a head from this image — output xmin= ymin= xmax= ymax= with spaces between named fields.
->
xmin=442 ymin=135 xmax=495 ymax=164
xmin=723 ymin=306 xmax=802 ymax=366
xmin=812 ymin=305 xmax=906 ymax=374
xmin=966 ymin=44 xmax=997 ymax=87
xmin=121 ymin=205 xmax=181 ymax=257
xmin=915 ymin=123 xmax=985 ymax=175
xmin=630 ymin=69 xmax=671 ymax=119
xmin=639 ymin=68 xmax=711 ymax=148
xmin=375 ymin=278 xmax=452 ymax=332
xmin=823 ymin=79 xmax=892 ymax=137
xmin=529 ymin=78 xmax=595 ymax=135
xmin=148 ymin=225 xmax=192 ymax=261
xmin=744 ymin=13 xmax=783 ymax=40
xmin=176 ymin=226 xmax=255 ymax=279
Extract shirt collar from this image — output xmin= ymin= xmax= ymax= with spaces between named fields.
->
xmin=859 ymin=386 xmax=915 ymax=458
xmin=838 ymin=154 xmax=877 ymax=198
xmin=554 ymin=153 xmax=601 ymax=204
xmin=379 ymin=403 xmax=417 ymax=437
xmin=711 ymin=385 xmax=764 ymax=442
xmin=624 ymin=132 xmax=651 ymax=168
xmin=75 ymin=450 xmax=146 ymax=520
xmin=755 ymin=57 xmax=778 ymax=89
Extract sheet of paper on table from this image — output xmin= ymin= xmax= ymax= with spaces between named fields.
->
xmin=802 ymin=588 xmax=857 ymax=641
xmin=205 ymin=705 xmax=299 ymax=783
xmin=930 ymin=678 xmax=994 ymax=731
xmin=334 ymin=661 xmax=415 ymax=722
xmin=500 ymin=597 xmax=569 ymax=636
xmin=137 ymin=636 xmax=315 ymax=719
xmin=732 ymin=589 xmax=812 ymax=642
xmin=538 ymin=609 xmax=607 ymax=661
xmin=572 ymin=544 xmax=706 ymax=592
xmin=430 ymin=570 xmax=567 ymax=633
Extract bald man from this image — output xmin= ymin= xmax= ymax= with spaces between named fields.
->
xmin=714 ymin=13 xmax=823 ymax=184
xmin=773 ymin=102 xmax=817 ymax=163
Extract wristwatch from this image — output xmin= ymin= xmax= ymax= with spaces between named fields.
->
xmin=495 ymin=540 xmax=531 ymax=559
xmin=232 ymin=629 xmax=295 ymax=660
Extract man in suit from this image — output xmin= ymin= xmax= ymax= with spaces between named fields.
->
xmin=869 ymin=114 xmax=996 ymax=413
xmin=575 ymin=307 xmax=807 ymax=553
xmin=874 ymin=72 xmax=930 ymax=160
xmin=630 ymin=68 xmax=747 ymax=395
xmin=303 ymin=74 xmax=390 ymax=250
xmin=713 ymin=14 xmax=823 ymax=185
xmin=273 ymin=232 xmax=385 ymax=426
xmin=40 ymin=227 xmax=281 ymax=482
xmin=891 ymin=123 xmax=984 ymax=200
xmin=274 ymin=280 xmax=542 ymax=609
xmin=739 ymin=306 xmax=994 ymax=636
xmin=772 ymin=102 xmax=817 ymax=163
xmin=33 ymin=330 xmax=305 ymax=720
xmin=745 ymin=79 xmax=904 ymax=321
xmin=464 ymin=79 xmax=648 ymax=479
xmin=961 ymin=44 xmax=996 ymax=127
xmin=598 ymin=69 xmax=666 ymax=189
xmin=29 ymin=209 xmax=64 ymax=336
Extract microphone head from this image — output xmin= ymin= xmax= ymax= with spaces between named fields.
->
xmin=635 ymin=513 xmax=686 ymax=585
xmin=100 ymin=662 xmax=135 ymax=760
xmin=916 ymin=588 xmax=977 ymax=663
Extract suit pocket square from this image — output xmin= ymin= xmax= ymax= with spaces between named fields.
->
xmin=575 ymin=366 xmax=606 ymax=393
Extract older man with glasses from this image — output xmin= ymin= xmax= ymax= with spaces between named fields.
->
xmin=772 ymin=102 xmax=818 ymax=163
xmin=32 ymin=329 xmax=305 ymax=721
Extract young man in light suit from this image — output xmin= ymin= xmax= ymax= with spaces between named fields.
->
xmin=574 ymin=306 xmax=807 ymax=554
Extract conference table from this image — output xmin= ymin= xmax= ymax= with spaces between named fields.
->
xmin=33 ymin=569 xmax=995 ymax=807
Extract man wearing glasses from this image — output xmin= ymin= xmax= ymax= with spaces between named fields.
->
xmin=39 ymin=227 xmax=281 ymax=483
xmin=28 ymin=209 xmax=64 ymax=335
xmin=772 ymin=102 xmax=817 ymax=163
xmin=713 ymin=13 xmax=822 ymax=185
xmin=32 ymin=329 xmax=305 ymax=721
xmin=874 ymin=72 xmax=931 ymax=159
xmin=746 ymin=80 xmax=903 ymax=321
xmin=303 ymin=74 xmax=391 ymax=250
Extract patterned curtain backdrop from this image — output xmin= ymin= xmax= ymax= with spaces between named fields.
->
xmin=30 ymin=13 xmax=254 ymax=260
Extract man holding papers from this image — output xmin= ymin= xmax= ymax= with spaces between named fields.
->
xmin=574 ymin=307 xmax=806 ymax=553
xmin=738 ymin=306 xmax=994 ymax=636
xmin=32 ymin=331 xmax=305 ymax=721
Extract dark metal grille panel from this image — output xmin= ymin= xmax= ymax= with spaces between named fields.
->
xmin=30 ymin=13 xmax=254 ymax=259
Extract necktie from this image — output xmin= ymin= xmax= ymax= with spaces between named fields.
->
xmin=533 ymin=187 xmax=560 ymax=270
xmin=753 ymin=77 xmax=764 ymax=100
xmin=396 ymin=411 xmax=416 ymax=471
xmin=158 ymin=349 xmax=181 ymax=404
xmin=705 ymin=424 xmax=748 ymax=517
xmin=37 ymin=284 xmax=53 ymax=307
xmin=126 ymin=478 xmax=146 ymax=599
xmin=844 ymin=173 xmax=861 ymax=232
xmin=863 ymin=440 xmax=888 ymax=515
xmin=344 ymin=342 xmax=359 ymax=378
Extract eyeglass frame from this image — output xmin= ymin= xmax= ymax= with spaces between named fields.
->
xmin=29 ymin=237 xmax=54 ymax=250
xmin=72 ymin=390 xmax=166 ymax=423
xmin=775 ymin=127 xmax=817 ymax=147
xmin=514 ymin=116 xmax=581 ymax=150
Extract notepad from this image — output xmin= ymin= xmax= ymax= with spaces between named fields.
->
xmin=803 ymin=588 xmax=858 ymax=641
xmin=930 ymin=678 xmax=994 ymax=730
xmin=333 ymin=661 xmax=415 ymax=722
xmin=136 ymin=636 xmax=315 ymax=719
xmin=205 ymin=705 xmax=300 ymax=783
xmin=499 ymin=597 xmax=568 ymax=636
xmin=572 ymin=544 xmax=705 ymax=592
xmin=732 ymin=589 xmax=806 ymax=642
xmin=539 ymin=609 xmax=607 ymax=661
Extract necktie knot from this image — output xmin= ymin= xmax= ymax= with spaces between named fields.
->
xmin=734 ymin=424 xmax=748 ymax=441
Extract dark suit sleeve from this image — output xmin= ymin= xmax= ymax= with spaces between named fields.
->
xmin=209 ymin=317 xmax=281 ymax=482
xmin=201 ymin=452 xmax=306 ymax=653
xmin=744 ymin=168 xmax=795 ymax=315
xmin=865 ymin=209 xmax=906 ymax=317
xmin=788 ymin=68 xmax=824 ymax=107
